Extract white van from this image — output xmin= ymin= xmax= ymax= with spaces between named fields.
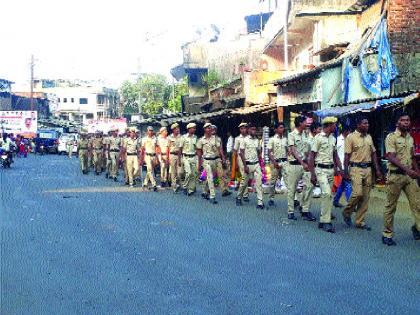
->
xmin=58 ymin=133 xmax=79 ymax=155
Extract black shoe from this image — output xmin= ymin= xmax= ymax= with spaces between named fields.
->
xmin=243 ymin=197 xmax=250 ymax=203
xmin=355 ymin=224 xmax=371 ymax=231
xmin=236 ymin=198 xmax=242 ymax=206
xmin=334 ymin=202 xmax=344 ymax=208
xmin=187 ymin=191 xmax=195 ymax=196
xmin=222 ymin=190 xmax=232 ymax=197
xmin=209 ymin=198 xmax=218 ymax=204
xmin=411 ymin=225 xmax=420 ymax=240
xmin=343 ymin=215 xmax=352 ymax=227
xmin=268 ymin=199 xmax=275 ymax=207
xmin=114 ymin=177 xmax=118 ymax=182
xmin=183 ymin=188 xmax=188 ymax=195
xmin=95 ymin=172 xmax=100 ymax=176
xmin=125 ymin=181 xmax=129 ymax=186
xmin=153 ymin=186 xmax=158 ymax=192
xmin=256 ymin=204 xmax=265 ymax=210
xmin=160 ymin=182 xmax=166 ymax=187
xmin=302 ymin=211 xmax=316 ymax=222
xmin=382 ymin=236 xmax=396 ymax=246
xmin=201 ymin=193 xmax=209 ymax=200
xmin=288 ymin=213 xmax=297 ymax=221
xmin=105 ymin=173 xmax=109 ymax=178
xmin=174 ymin=186 xmax=180 ymax=193
xmin=318 ymin=222 xmax=335 ymax=233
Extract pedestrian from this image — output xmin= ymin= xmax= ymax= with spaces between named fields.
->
xmin=168 ymin=123 xmax=183 ymax=192
xmin=286 ymin=116 xmax=316 ymax=221
xmin=197 ymin=122 xmax=228 ymax=204
xmin=382 ymin=113 xmax=420 ymax=245
xmin=103 ymin=132 xmax=111 ymax=178
xmin=66 ymin=136 xmax=74 ymax=158
xmin=267 ymin=121 xmax=288 ymax=207
xmin=107 ymin=127 xmax=121 ymax=181
xmin=342 ymin=117 xmax=382 ymax=231
xmin=90 ymin=131 xmax=104 ymax=175
xmin=77 ymin=129 xmax=89 ymax=174
xmin=226 ymin=131 xmax=234 ymax=163
xmin=140 ymin=126 xmax=159 ymax=191
xmin=236 ymin=123 xmax=265 ymax=209
xmin=233 ymin=122 xmax=249 ymax=199
xmin=157 ymin=126 xmax=169 ymax=187
xmin=87 ymin=133 xmax=94 ymax=169
xmin=121 ymin=127 xmax=141 ymax=187
xmin=333 ymin=125 xmax=353 ymax=207
xmin=309 ymin=116 xmax=343 ymax=233
xmin=179 ymin=123 xmax=198 ymax=196
xmin=210 ymin=125 xmax=231 ymax=197
xmin=122 ymin=128 xmax=130 ymax=185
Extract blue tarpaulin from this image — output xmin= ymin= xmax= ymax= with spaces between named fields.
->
xmin=359 ymin=18 xmax=398 ymax=95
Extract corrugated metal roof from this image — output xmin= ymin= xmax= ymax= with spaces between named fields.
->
xmin=230 ymin=103 xmax=277 ymax=115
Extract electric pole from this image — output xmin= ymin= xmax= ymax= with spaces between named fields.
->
xmin=30 ymin=54 xmax=35 ymax=111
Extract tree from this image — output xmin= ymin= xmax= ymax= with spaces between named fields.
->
xmin=167 ymin=77 xmax=188 ymax=113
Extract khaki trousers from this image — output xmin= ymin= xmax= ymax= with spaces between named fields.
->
xmin=79 ymin=149 xmax=88 ymax=172
xmin=237 ymin=162 xmax=263 ymax=205
xmin=383 ymin=173 xmax=420 ymax=238
xmin=203 ymin=159 xmax=228 ymax=196
xmin=287 ymin=164 xmax=304 ymax=214
xmin=316 ymin=167 xmax=334 ymax=223
xmin=160 ymin=156 xmax=169 ymax=183
xmin=143 ymin=155 xmax=156 ymax=187
xmin=126 ymin=155 xmax=139 ymax=185
xmin=93 ymin=149 xmax=102 ymax=173
xmin=269 ymin=162 xmax=287 ymax=200
xmin=237 ymin=159 xmax=249 ymax=198
xmin=109 ymin=152 xmax=119 ymax=178
xmin=169 ymin=153 xmax=182 ymax=191
xmin=67 ymin=143 xmax=73 ymax=158
xmin=296 ymin=171 xmax=314 ymax=212
xmin=182 ymin=156 xmax=197 ymax=193
xmin=343 ymin=167 xmax=372 ymax=226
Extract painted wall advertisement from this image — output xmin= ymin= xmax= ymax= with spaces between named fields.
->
xmin=85 ymin=118 xmax=127 ymax=134
xmin=0 ymin=111 xmax=38 ymax=135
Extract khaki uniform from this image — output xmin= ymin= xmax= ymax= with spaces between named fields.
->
xmin=78 ymin=138 xmax=89 ymax=172
xmin=91 ymin=137 xmax=104 ymax=173
xmin=312 ymin=132 xmax=336 ymax=223
xmin=66 ymin=138 xmax=73 ymax=158
xmin=383 ymin=130 xmax=420 ymax=238
xmin=197 ymin=135 xmax=226 ymax=199
xmin=142 ymin=136 xmax=158 ymax=187
xmin=214 ymin=135 xmax=228 ymax=193
xmin=287 ymin=129 xmax=309 ymax=214
xmin=234 ymin=134 xmax=248 ymax=198
xmin=123 ymin=137 xmax=140 ymax=186
xmin=102 ymin=136 xmax=111 ymax=174
xmin=343 ymin=131 xmax=376 ymax=226
xmin=108 ymin=136 xmax=121 ymax=179
xmin=168 ymin=134 xmax=182 ymax=191
xmin=296 ymin=133 xmax=315 ymax=212
xmin=237 ymin=136 xmax=263 ymax=205
xmin=268 ymin=134 xmax=288 ymax=200
xmin=157 ymin=135 xmax=169 ymax=184
xmin=88 ymin=137 xmax=94 ymax=168
xmin=180 ymin=134 xmax=198 ymax=193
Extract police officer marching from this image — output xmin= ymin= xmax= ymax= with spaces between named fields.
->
xmin=233 ymin=122 xmax=249 ymax=201
xmin=140 ymin=126 xmax=159 ymax=191
xmin=382 ymin=113 xmax=420 ymax=245
xmin=235 ymin=123 xmax=265 ymax=209
xmin=90 ymin=131 xmax=104 ymax=175
xmin=168 ymin=123 xmax=183 ymax=192
xmin=157 ymin=126 xmax=169 ymax=187
xmin=342 ymin=117 xmax=382 ymax=231
xmin=107 ymin=127 xmax=122 ymax=182
xmin=267 ymin=122 xmax=288 ymax=207
xmin=78 ymin=128 xmax=89 ymax=174
xmin=309 ymin=117 xmax=343 ymax=233
xmin=121 ymin=127 xmax=141 ymax=187
xmin=179 ymin=123 xmax=198 ymax=196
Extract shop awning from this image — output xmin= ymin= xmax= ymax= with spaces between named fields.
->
xmin=230 ymin=103 xmax=277 ymax=115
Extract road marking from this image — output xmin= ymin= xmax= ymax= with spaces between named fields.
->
xmin=43 ymin=186 xmax=164 ymax=193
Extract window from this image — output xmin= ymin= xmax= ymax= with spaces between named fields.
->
xmin=97 ymin=95 xmax=105 ymax=104
xmin=63 ymin=98 xmax=67 ymax=103
xmin=190 ymin=73 xmax=198 ymax=83
xmin=71 ymin=98 xmax=74 ymax=103
xmin=79 ymin=98 xmax=88 ymax=104
xmin=86 ymin=113 xmax=94 ymax=119
xmin=58 ymin=98 xmax=60 ymax=102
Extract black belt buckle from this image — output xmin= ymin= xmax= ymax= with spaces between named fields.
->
xmin=184 ymin=153 xmax=195 ymax=157
xmin=289 ymin=160 xmax=300 ymax=165
xmin=317 ymin=163 xmax=334 ymax=169
xmin=350 ymin=162 xmax=371 ymax=168
xmin=170 ymin=152 xmax=178 ymax=155
xmin=246 ymin=161 xmax=259 ymax=165
xmin=146 ymin=153 xmax=156 ymax=156
xmin=127 ymin=153 xmax=137 ymax=156
xmin=204 ymin=157 xmax=217 ymax=161
xmin=276 ymin=158 xmax=287 ymax=163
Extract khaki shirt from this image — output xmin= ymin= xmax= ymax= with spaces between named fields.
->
xmin=240 ymin=135 xmax=260 ymax=163
xmin=312 ymin=132 xmax=336 ymax=164
xmin=179 ymin=134 xmax=197 ymax=155
xmin=102 ymin=136 xmax=110 ymax=147
xmin=168 ymin=134 xmax=182 ymax=154
xmin=92 ymin=137 xmax=103 ymax=150
xmin=287 ymin=129 xmax=309 ymax=162
xmin=141 ymin=136 xmax=157 ymax=154
xmin=197 ymin=135 xmax=221 ymax=159
xmin=78 ymin=138 xmax=89 ymax=150
xmin=268 ymin=134 xmax=287 ymax=160
xmin=234 ymin=134 xmax=246 ymax=152
xmin=123 ymin=137 xmax=140 ymax=154
xmin=157 ymin=136 xmax=169 ymax=154
xmin=345 ymin=130 xmax=376 ymax=163
xmin=385 ymin=129 xmax=414 ymax=171
xmin=109 ymin=136 xmax=121 ymax=151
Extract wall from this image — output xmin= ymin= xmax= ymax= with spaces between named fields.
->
xmin=243 ymin=70 xmax=284 ymax=105
xmin=321 ymin=66 xmax=343 ymax=108
xmin=387 ymin=0 xmax=420 ymax=93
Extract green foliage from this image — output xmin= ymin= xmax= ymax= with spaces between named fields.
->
xmin=201 ymin=69 xmax=221 ymax=89
xmin=120 ymin=74 xmax=187 ymax=115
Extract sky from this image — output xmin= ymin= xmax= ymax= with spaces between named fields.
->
xmin=1 ymin=0 xmax=265 ymax=90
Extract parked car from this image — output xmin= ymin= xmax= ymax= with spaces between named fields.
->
xmin=34 ymin=129 xmax=60 ymax=154
xmin=58 ymin=133 xmax=79 ymax=155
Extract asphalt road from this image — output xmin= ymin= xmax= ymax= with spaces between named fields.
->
xmin=1 ymin=154 xmax=419 ymax=315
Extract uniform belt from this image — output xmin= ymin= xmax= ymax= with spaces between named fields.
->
xmin=288 ymin=160 xmax=301 ymax=165
xmin=246 ymin=161 xmax=259 ymax=165
xmin=110 ymin=149 xmax=119 ymax=152
xmin=316 ymin=163 xmax=334 ymax=169
xmin=389 ymin=169 xmax=405 ymax=175
xmin=146 ymin=153 xmax=156 ymax=156
xmin=276 ymin=158 xmax=287 ymax=162
xmin=170 ymin=151 xmax=178 ymax=155
xmin=350 ymin=162 xmax=372 ymax=168
xmin=203 ymin=156 xmax=217 ymax=161
xmin=79 ymin=147 xmax=88 ymax=150
xmin=94 ymin=148 xmax=102 ymax=151
xmin=127 ymin=153 xmax=137 ymax=156
xmin=183 ymin=153 xmax=195 ymax=157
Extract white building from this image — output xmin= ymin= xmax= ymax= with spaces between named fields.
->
xmin=33 ymin=79 xmax=120 ymax=122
